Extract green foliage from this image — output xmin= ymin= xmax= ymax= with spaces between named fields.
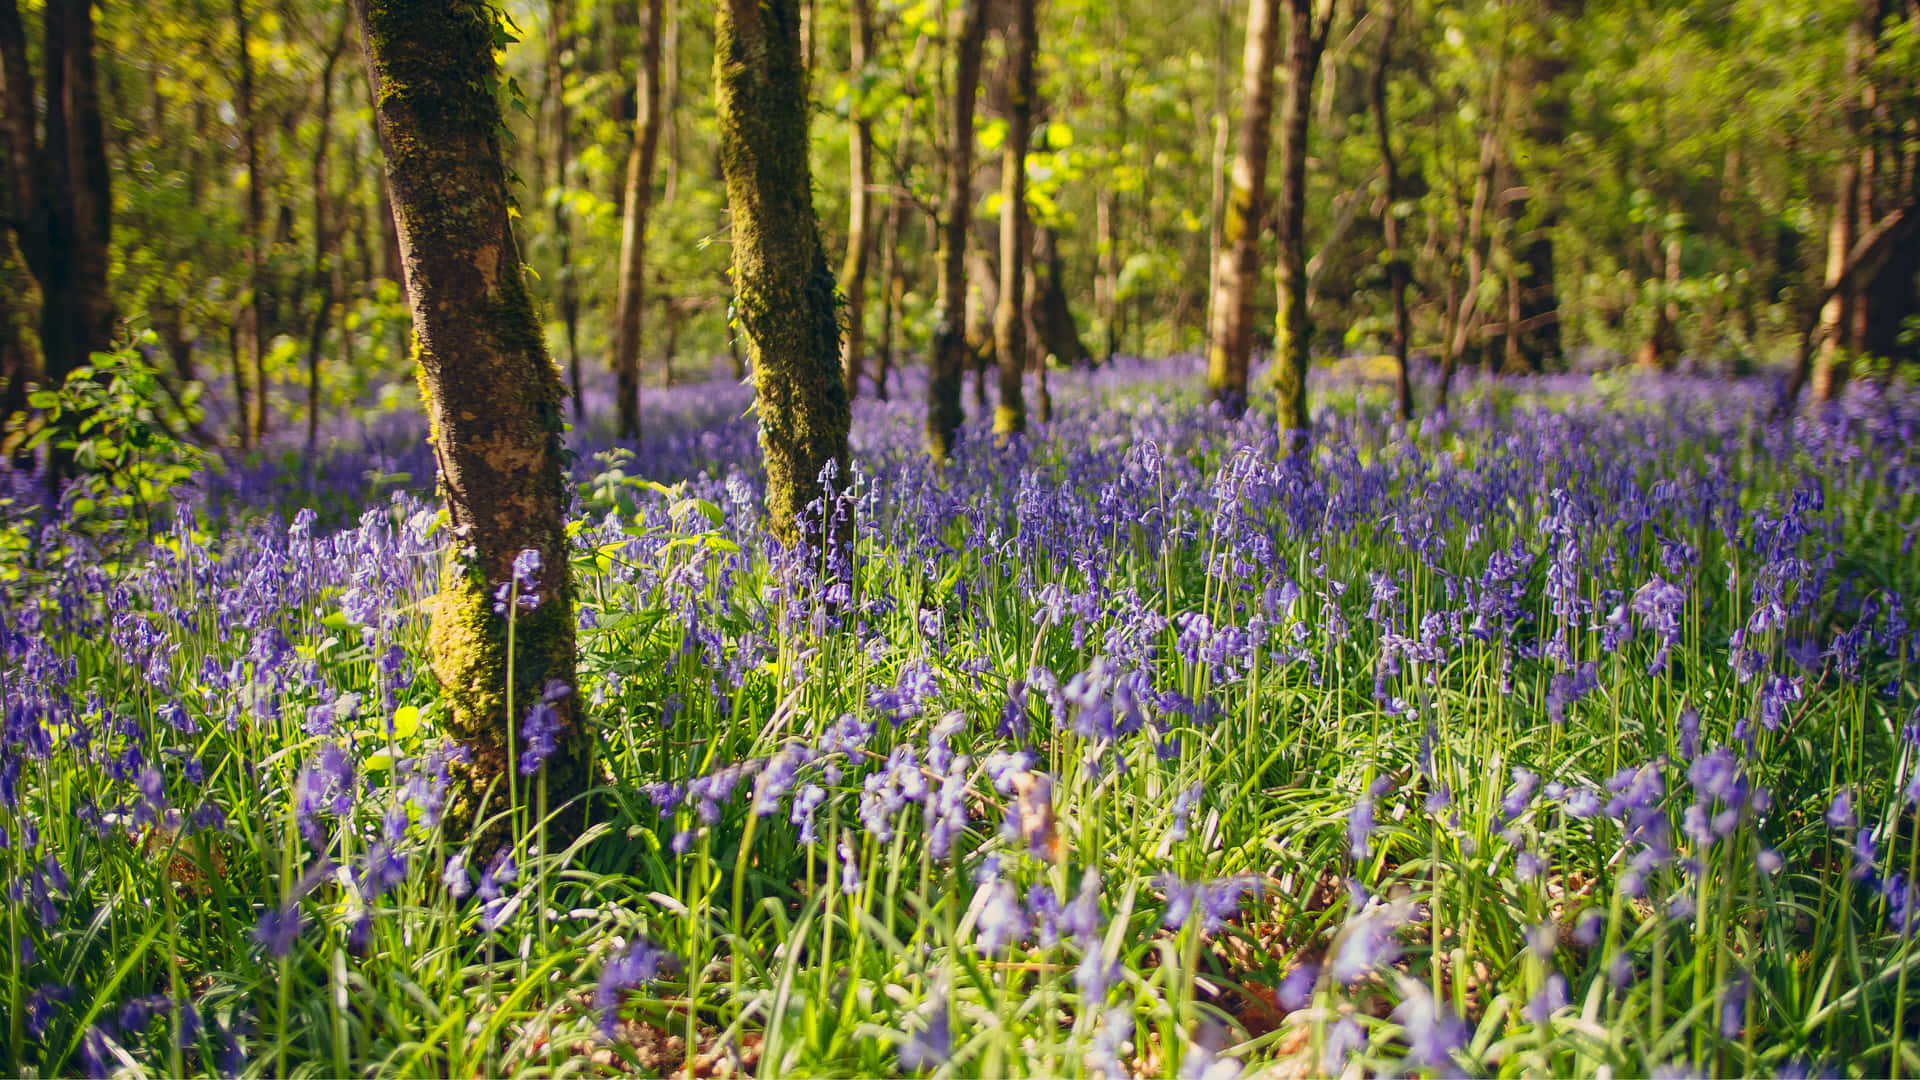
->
xmin=24 ymin=339 xmax=211 ymax=531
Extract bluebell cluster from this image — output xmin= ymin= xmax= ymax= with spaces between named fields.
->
xmin=2 ymin=356 xmax=1919 ymax=1076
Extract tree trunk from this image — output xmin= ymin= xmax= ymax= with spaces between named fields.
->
xmin=304 ymin=18 xmax=349 ymax=455
xmin=841 ymin=0 xmax=875 ymax=399
xmin=1271 ymin=0 xmax=1328 ymax=441
xmin=927 ymin=0 xmax=986 ymax=459
xmin=715 ymin=0 xmax=852 ymax=549
xmin=2 ymin=0 xmax=112 ymax=489
xmin=1202 ymin=0 xmax=1230 ymax=363
xmin=355 ymin=0 xmax=589 ymax=838
xmin=613 ymin=0 xmax=667 ymax=441
xmin=876 ymin=193 xmax=902 ymax=402
xmin=991 ymin=0 xmax=1036 ymax=438
xmin=1206 ymin=0 xmax=1278 ymax=417
xmin=1811 ymin=161 xmax=1862 ymax=404
xmin=1500 ymin=0 xmax=1578 ymax=373
xmin=546 ymin=0 xmax=584 ymax=421
xmin=1438 ymin=57 xmax=1507 ymax=414
xmin=235 ymin=0 xmax=267 ymax=443
xmin=1030 ymin=224 xmax=1091 ymax=373
xmin=1776 ymin=204 xmax=1913 ymax=415
xmin=967 ymin=244 xmax=996 ymax=408
xmin=1369 ymin=0 xmax=1413 ymax=421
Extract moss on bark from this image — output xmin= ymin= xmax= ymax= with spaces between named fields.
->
xmin=714 ymin=0 xmax=851 ymax=550
xmin=357 ymin=0 xmax=590 ymax=847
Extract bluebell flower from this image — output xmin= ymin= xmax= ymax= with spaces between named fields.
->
xmin=1395 ymin=981 xmax=1469 ymax=1068
xmin=594 ymin=938 xmax=676 ymax=1038
xmin=975 ymin=879 xmax=1028 ymax=956
xmin=1826 ymin=790 xmax=1855 ymax=830
xmin=295 ymin=742 xmax=356 ymax=848
xmin=839 ymin=836 xmax=861 ymax=896
xmin=1075 ymin=947 xmax=1121 ymax=1005
xmin=899 ymin=988 xmax=952 ymax=1072
xmin=442 ymin=853 xmax=472 ymax=900
xmin=1721 ymin=972 xmax=1750 ymax=1039
xmin=1276 ymin=963 xmax=1318 ymax=1010
xmin=518 ymin=701 xmax=563 ymax=776
xmin=1323 ymin=1017 xmax=1365 ymax=1075
xmin=252 ymin=904 xmax=304 ymax=958
xmin=1348 ymin=792 xmax=1377 ymax=861
xmin=1525 ymin=972 xmax=1570 ymax=1023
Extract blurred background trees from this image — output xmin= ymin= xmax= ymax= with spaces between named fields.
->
xmin=1 ymin=0 xmax=1916 ymax=459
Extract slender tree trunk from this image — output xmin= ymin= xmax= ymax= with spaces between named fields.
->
xmin=1438 ymin=57 xmax=1506 ymax=413
xmin=841 ymin=0 xmax=875 ymax=399
xmin=1206 ymin=0 xmax=1278 ymax=417
xmin=715 ymin=0 xmax=851 ymax=548
xmin=877 ymin=192 xmax=902 ymax=402
xmin=927 ymin=0 xmax=986 ymax=459
xmin=546 ymin=0 xmax=584 ymax=420
xmin=235 ymin=0 xmax=267 ymax=442
xmin=1202 ymin=0 xmax=1231 ymax=355
xmin=1370 ymin=0 xmax=1413 ymax=421
xmin=3 ymin=0 xmax=112 ymax=488
xmin=1501 ymin=0 xmax=1578 ymax=373
xmin=663 ymin=0 xmax=681 ymax=206
xmin=304 ymin=19 xmax=348 ymax=455
xmin=967 ymin=243 xmax=995 ymax=407
xmin=992 ymin=0 xmax=1036 ymax=438
xmin=1812 ymin=161 xmax=1862 ymax=404
xmin=355 ymin=0 xmax=588 ymax=836
xmin=613 ymin=0 xmax=667 ymax=441
xmin=1030 ymin=224 xmax=1091 ymax=372
xmin=1271 ymin=0 xmax=1329 ymax=441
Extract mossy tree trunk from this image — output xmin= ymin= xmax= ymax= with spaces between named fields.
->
xmin=991 ymin=0 xmax=1036 ymax=439
xmin=1369 ymin=0 xmax=1414 ymax=422
xmin=613 ymin=0 xmax=667 ymax=441
xmin=714 ymin=0 xmax=851 ymax=550
xmin=1271 ymin=0 xmax=1329 ymax=443
xmin=840 ymin=0 xmax=875 ymax=400
xmin=355 ymin=0 xmax=589 ymax=837
xmin=1206 ymin=0 xmax=1278 ymax=419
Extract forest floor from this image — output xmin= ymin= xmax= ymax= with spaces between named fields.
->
xmin=4 ymin=358 xmax=1918 ymax=1078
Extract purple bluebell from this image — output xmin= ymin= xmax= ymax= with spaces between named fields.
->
xmin=594 ymin=938 xmax=676 ymax=1038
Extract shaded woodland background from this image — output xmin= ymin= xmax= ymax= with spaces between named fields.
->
xmin=3 ymin=0 xmax=1917 ymax=464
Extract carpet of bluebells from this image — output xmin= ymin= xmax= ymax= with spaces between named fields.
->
xmin=4 ymin=356 xmax=1920 ymax=1079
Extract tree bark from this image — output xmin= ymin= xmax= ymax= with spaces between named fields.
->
xmin=355 ymin=0 xmax=589 ymax=837
xmin=876 ymin=192 xmax=902 ymax=401
xmin=841 ymin=0 xmax=875 ymax=399
xmin=991 ymin=0 xmax=1036 ymax=438
xmin=1029 ymin=224 xmax=1091 ymax=373
xmin=1207 ymin=0 xmax=1278 ymax=417
xmin=715 ymin=0 xmax=851 ymax=549
xmin=304 ymin=21 xmax=349 ymax=455
xmin=1776 ymin=203 xmax=1914 ymax=415
xmin=1812 ymin=161 xmax=1863 ymax=404
xmin=545 ymin=0 xmax=584 ymax=420
xmin=1369 ymin=0 xmax=1414 ymax=421
xmin=1271 ymin=0 xmax=1329 ymax=441
xmin=1500 ymin=0 xmax=1578 ymax=373
xmin=2 ymin=0 xmax=112 ymax=488
xmin=1438 ymin=54 xmax=1507 ymax=414
xmin=927 ymin=0 xmax=986 ymax=459
xmin=235 ymin=0 xmax=267 ymax=443
xmin=613 ymin=0 xmax=667 ymax=441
